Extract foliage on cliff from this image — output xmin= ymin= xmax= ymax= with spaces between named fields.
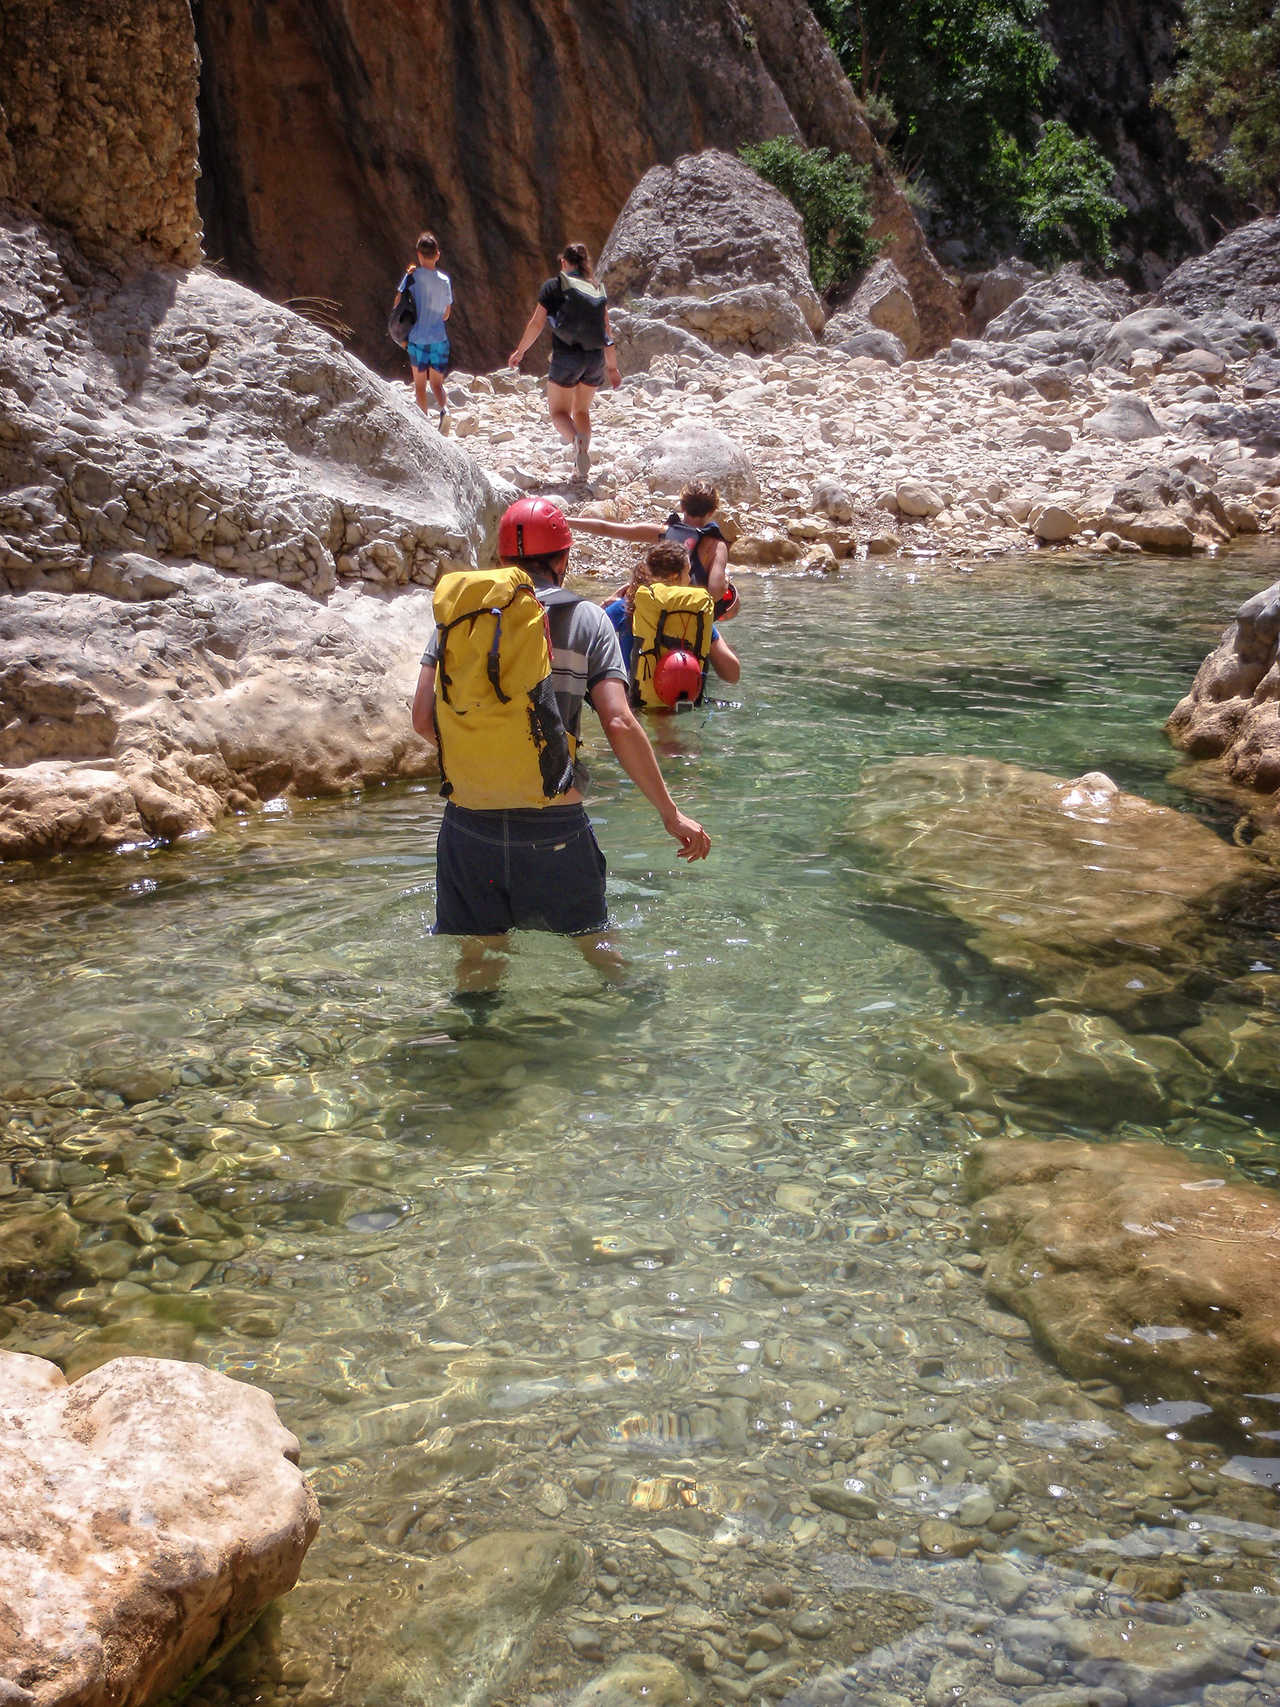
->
xmin=1155 ymin=0 xmax=1280 ymax=211
xmin=738 ymin=138 xmax=878 ymax=294
xmin=808 ymin=0 xmax=1123 ymax=264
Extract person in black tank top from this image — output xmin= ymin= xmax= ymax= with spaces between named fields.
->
xmin=508 ymin=242 xmax=621 ymax=483
xmin=568 ymin=480 xmax=736 ymax=618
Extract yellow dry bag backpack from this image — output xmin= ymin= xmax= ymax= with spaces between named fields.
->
xmin=431 ymin=567 xmax=575 ymax=808
xmin=630 ymin=582 xmax=714 ymax=710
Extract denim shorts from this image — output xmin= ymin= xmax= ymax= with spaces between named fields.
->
xmin=548 ymin=340 xmax=605 ymax=389
xmin=409 ymin=337 xmax=450 ymax=374
xmin=434 ymin=802 xmax=608 ymax=937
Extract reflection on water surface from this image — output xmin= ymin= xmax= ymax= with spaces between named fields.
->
xmin=3 ymin=550 xmax=1280 ymax=1706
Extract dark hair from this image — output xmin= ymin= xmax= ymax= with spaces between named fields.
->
xmin=559 ymin=241 xmax=595 ymax=280
xmin=624 ymin=542 xmax=689 ymax=616
xmin=680 ymin=480 xmax=718 ymax=519
xmin=416 ymin=231 xmax=440 ymax=257
xmin=503 ymin=550 xmax=565 ymax=579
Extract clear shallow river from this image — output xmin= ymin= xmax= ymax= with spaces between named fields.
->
xmin=3 ymin=549 xmax=1280 ymax=1706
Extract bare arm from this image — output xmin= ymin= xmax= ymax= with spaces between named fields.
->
xmin=603 ymin=307 xmax=621 ymax=388
xmin=701 ymin=537 xmax=729 ymax=609
xmin=567 ymin=515 xmax=664 ymax=542
xmin=589 ymin=677 xmax=710 ymax=861
xmin=411 ymin=663 xmax=437 ymax=743
xmin=708 ymin=632 xmax=740 ymax=684
xmin=509 ymin=304 xmax=548 ymax=366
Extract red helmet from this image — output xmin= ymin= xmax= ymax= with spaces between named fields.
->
xmin=653 ymin=649 xmax=704 ymax=707
xmin=498 ymin=497 xmax=572 ymax=561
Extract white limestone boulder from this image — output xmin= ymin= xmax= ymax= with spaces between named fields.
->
xmin=0 ymin=1351 xmax=319 ymax=1706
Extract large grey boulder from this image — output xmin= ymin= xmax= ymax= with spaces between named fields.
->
xmin=1156 ymin=214 xmax=1280 ymax=325
xmin=0 ymin=210 xmax=507 ymax=603
xmin=1083 ymin=394 xmax=1166 ymax=440
xmin=982 ymin=265 xmax=1133 ymax=363
xmin=608 ymin=306 xmax=718 ymax=377
xmin=1167 ymin=578 xmax=1280 ymax=807
xmin=599 ymin=150 xmax=824 ymax=357
xmin=0 ymin=568 xmax=438 ymax=859
xmin=839 ymin=256 xmax=921 ymax=355
xmin=0 ymin=1350 xmax=318 ymax=1705
xmin=964 ymin=257 xmax=1044 ymax=335
xmin=0 ymin=207 xmax=516 ymax=858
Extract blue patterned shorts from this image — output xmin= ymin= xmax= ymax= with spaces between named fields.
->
xmin=408 ymin=337 xmax=450 ymax=374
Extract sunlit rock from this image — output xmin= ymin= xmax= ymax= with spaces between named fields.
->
xmin=1167 ymin=578 xmax=1280 ymax=812
xmin=0 ymin=1351 xmax=318 ymax=1704
xmin=965 ymin=1136 xmax=1280 ymax=1431
xmin=843 ymin=755 xmax=1262 ymax=1017
xmin=599 ymin=150 xmax=824 ymax=352
xmin=0 ymin=571 xmax=440 ymax=859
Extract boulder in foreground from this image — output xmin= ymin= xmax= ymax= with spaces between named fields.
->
xmin=0 ymin=1351 xmax=319 ymax=1707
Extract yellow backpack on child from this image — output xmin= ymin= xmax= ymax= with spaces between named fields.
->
xmin=431 ymin=567 xmax=575 ymax=808
xmin=630 ymin=582 xmax=714 ymax=710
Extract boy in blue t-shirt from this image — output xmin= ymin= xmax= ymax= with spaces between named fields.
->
xmin=395 ymin=232 xmax=453 ymax=425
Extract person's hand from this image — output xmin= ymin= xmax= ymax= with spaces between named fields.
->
xmin=508 ymin=349 xmax=524 ymax=368
xmin=664 ymin=811 xmax=711 ymax=862
xmin=606 ymin=356 xmax=622 ymax=389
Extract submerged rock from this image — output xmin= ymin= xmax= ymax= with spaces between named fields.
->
xmin=269 ymin=1529 xmax=587 ymax=1707
xmin=842 ymin=757 xmax=1262 ymax=1019
xmin=0 ymin=1350 xmax=318 ymax=1705
xmin=964 ymin=1137 xmax=1280 ymax=1431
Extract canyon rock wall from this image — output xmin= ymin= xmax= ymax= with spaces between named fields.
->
xmin=194 ymin=0 xmax=960 ymax=374
xmin=0 ymin=0 xmax=202 ymax=266
xmin=1041 ymin=0 xmax=1242 ymax=286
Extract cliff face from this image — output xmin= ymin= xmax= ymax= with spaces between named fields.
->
xmin=1041 ymin=0 xmax=1242 ymax=284
xmin=194 ymin=0 xmax=960 ymax=372
xmin=0 ymin=0 xmax=201 ymax=266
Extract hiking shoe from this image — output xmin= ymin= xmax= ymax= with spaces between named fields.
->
xmin=574 ymin=436 xmax=590 ymax=479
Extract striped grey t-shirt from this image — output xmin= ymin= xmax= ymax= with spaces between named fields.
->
xmin=420 ymin=584 xmax=627 ymax=785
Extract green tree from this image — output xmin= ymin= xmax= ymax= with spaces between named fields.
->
xmin=738 ymin=137 xmax=879 ymax=295
xmin=809 ymin=1 xmax=1123 ymax=262
xmin=1155 ymin=0 xmax=1280 ymax=210
xmin=997 ymin=121 xmax=1127 ymax=266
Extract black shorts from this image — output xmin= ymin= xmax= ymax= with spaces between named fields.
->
xmin=433 ymin=802 xmax=608 ymax=937
xmin=548 ymin=340 xmax=606 ymax=389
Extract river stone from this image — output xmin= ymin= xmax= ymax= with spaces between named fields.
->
xmin=1083 ymin=395 xmax=1166 ymax=440
xmin=0 ymin=1351 xmax=319 ymax=1705
xmin=1057 ymin=1613 xmax=1263 ymax=1705
xmin=570 ymin=1654 xmax=700 ymax=1706
xmin=916 ymin=1010 xmax=1213 ymax=1125
xmin=277 ymin=1529 xmax=586 ymax=1706
xmin=842 ymin=757 xmax=1261 ymax=1015
xmin=965 ymin=1137 xmax=1280 ymax=1430
xmin=0 ymin=1202 xmax=79 ymax=1299
xmin=638 ymin=423 xmax=759 ymax=501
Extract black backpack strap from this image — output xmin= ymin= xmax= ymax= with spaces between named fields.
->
xmin=485 ymin=607 xmax=510 ymax=703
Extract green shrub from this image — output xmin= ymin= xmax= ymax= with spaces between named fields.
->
xmin=999 ymin=121 xmax=1127 ymax=266
xmin=739 ymin=137 xmax=879 ymax=296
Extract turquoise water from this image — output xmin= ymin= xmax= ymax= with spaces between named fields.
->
xmin=3 ymin=549 xmax=1280 ymax=1705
